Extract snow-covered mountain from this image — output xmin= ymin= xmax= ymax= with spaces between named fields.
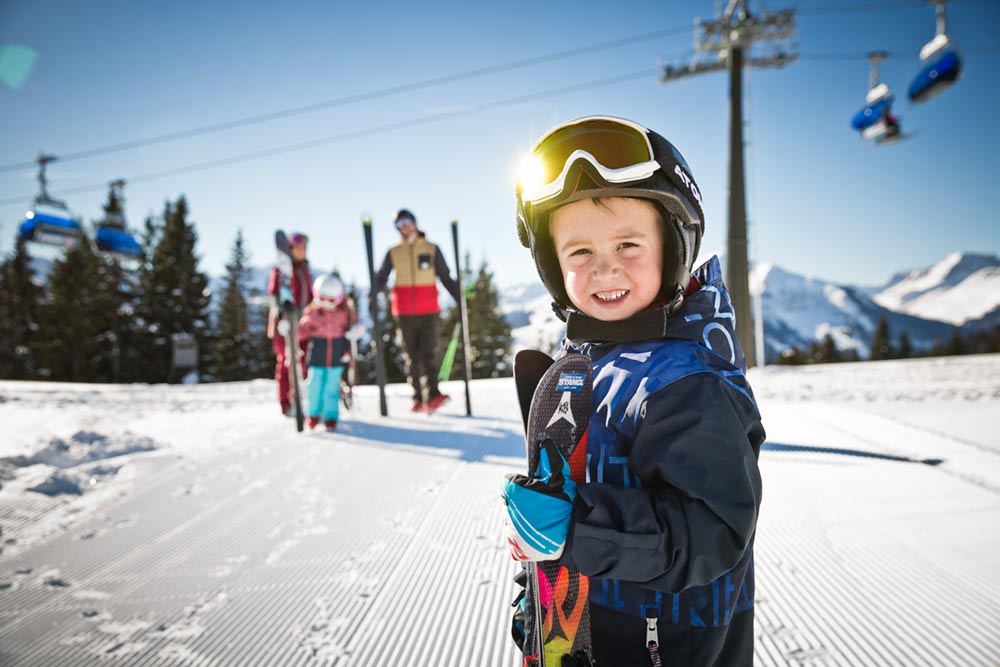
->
xmin=870 ymin=252 xmax=1000 ymax=328
xmin=751 ymin=262 xmax=957 ymax=362
xmin=498 ymin=282 xmax=565 ymax=356
xmin=500 ymin=252 xmax=991 ymax=363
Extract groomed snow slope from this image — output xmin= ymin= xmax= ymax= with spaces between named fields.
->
xmin=1 ymin=354 xmax=998 ymax=666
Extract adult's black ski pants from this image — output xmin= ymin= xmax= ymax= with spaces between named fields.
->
xmin=397 ymin=313 xmax=442 ymax=402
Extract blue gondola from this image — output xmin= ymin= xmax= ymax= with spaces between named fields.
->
xmin=851 ymin=91 xmax=892 ymax=132
xmin=94 ymin=179 xmax=143 ymax=260
xmin=95 ymin=225 xmax=142 ymax=257
xmin=18 ymin=154 xmax=84 ymax=248
xmin=851 ymin=53 xmax=905 ymax=146
xmin=19 ymin=207 xmax=83 ymax=248
xmin=908 ymin=1 xmax=961 ymax=104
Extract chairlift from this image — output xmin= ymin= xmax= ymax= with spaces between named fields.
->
xmin=850 ymin=52 xmax=905 ymax=146
xmin=94 ymin=179 xmax=142 ymax=259
xmin=17 ymin=153 xmax=84 ymax=248
xmin=908 ymin=0 xmax=962 ymax=103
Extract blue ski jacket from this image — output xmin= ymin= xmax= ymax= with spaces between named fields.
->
xmin=562 ymin=256 xmax=765 ymax=666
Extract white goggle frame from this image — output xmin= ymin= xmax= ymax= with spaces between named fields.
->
xmin=520 ymin=149 xmax=661 ymax=206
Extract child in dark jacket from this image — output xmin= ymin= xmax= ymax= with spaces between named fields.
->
xmin=502 ymin=116 xmax=766 ymax=667
xmin=297 ymin=274 xmax=358 ymax=431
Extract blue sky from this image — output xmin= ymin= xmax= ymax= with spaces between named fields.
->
xmin=1 ymin=0 xmax=998 ymax=291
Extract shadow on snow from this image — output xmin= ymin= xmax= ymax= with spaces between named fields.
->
xmin=762 ymin=442 xmax=943 ymax=466
xmin=337 ymin=417 xmax=526 ymax=463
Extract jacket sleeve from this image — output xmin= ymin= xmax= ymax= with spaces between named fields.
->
xmin=267 ymin=266 xmax=280 ymax=297
xmin=302 ymin=264 xmax=313 ymax=306
xmin=566 ymin=371 xmax=765 ymax=593
xmin=434 ymin=247 xmax=461 ymax=303
xmin=267 ymin=266 xmax=281 ymax=313
xmin=373 ymin=252 xmax=393 ymax=294
xmin=297 ymin=308 xmax=316 ymax=341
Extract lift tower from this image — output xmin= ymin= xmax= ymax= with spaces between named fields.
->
xmin=660 ymin=1 xmax=797 ymax=367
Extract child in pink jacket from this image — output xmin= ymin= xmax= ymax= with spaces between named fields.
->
xmin=297 ymin=274 xmax=357 ymax=431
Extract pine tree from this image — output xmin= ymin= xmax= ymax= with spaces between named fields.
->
xmin=0 ymin=236 xmax=44 ymax=379
xmin=776 ymin=346 xmax=807 ymax=365
xmin=870 ymin=315 xmax=894 ymax=361
xmin=88 ymin=184 xmax=138 ymax=383
xmin=211 ymin=230 xmax=256 ymax=381
xmin=897 ymin=330 xmax=913 ymax=359
xmin=37 ymin=235 xmax=116 ymax=380
xmin=813 ymin=333 xmax=841 ymax=364
xmin=439 ymin=255 xmax=513 ymax=379
xmin=135 ymin=196 xmax=210 ymax=382
xmin=945 ymin=329 xmax=965 ymax=356
xmin=246 ymin=271 xmax=276 ymax=379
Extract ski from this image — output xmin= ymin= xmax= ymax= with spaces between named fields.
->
xmin=274 ymin=230 xmax=305 ymax=433
xmin=450 ymin=219 xmax=472 ymax=416
xmin=438 ymin=322 xmax=461 ymax=383
xmin=516 ymin=352 xmax=594 ymax=667
xmin=438 ymin=284 xmax=475 ymax=384
xmin=362 ymin=216 xmax=388 ymax=416
xmin=513 ymin=349 xmax=555 ymax=433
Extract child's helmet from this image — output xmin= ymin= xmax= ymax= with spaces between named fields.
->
xmin=516 ymin=116 xmax=704 ymax=319
xmin=313 ymin=274 xmax=345 ymax=310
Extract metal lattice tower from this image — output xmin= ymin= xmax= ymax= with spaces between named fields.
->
xmin=660 ymin=0 xmax=798 ymax=367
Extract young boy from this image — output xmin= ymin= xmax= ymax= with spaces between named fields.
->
xmin=297 ymin=273 xmax=358 ymax=431
xmin=502 ymin=116 xmax=766 ymax=666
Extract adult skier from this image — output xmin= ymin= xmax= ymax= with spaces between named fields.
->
xmin=369 ymin=209 xmax=460 ymax=412
xmin=267 ymin=232 xmax=312 ymax=416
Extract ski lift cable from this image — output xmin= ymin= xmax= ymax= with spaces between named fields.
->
xmin=0 ymin=26 xmax=691 ymax=175
xmin=0 ymin=68 xmax=656 ymax=209
xmin=798 ymin=0 xmax=987 ymax=17
xmin=798 ymin=44 xmax=1000 ymax=61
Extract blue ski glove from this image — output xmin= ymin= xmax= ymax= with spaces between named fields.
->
xmin=279 ymin=285 xmax=293 ymax=307
xmin=502 ymin=439 xmax=576 ymax=562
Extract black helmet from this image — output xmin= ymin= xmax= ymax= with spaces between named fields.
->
xmin=394 ymin=208 xmax=417 ymax=230
xmin=516 ymin=116 xmax=704 ymax=320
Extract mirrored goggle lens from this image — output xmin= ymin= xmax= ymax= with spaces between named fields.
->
xmin=395 ymin=217 xmax=415 ymax=230
xmin=529 ymin=120 xmax=654 ymax=189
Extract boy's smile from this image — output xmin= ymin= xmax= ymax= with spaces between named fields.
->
xmin=551 ymin=197 xmax=663 ymax=321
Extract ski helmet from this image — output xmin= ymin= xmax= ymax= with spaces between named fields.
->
xmin=394 ymin=209 xmax=417 ymax=230
xmin=289 ymin=232 xmax=308 ymax=246
xmin=313 ymin=273 xmax=345 ymax=310
xmin=516 ymin=116 xmax=704 ymax=320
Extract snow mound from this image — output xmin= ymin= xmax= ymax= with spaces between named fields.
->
xmin=5 ymin=431 xmax=156 ymax=469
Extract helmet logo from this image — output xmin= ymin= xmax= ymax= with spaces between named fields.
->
xmin=673 ymin=164 xmax=702 ymax=207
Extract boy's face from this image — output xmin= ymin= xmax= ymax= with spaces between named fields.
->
xmin=550 ymin=197 xmax=663 ymax=321
xmin=291 ymin=243 xmax=307 ymax=261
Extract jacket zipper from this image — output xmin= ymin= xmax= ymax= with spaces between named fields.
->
xmin=408 ymin=242 xmax=417 ymax=312
xmin=646 ymin=616 xmax=663 ymax=667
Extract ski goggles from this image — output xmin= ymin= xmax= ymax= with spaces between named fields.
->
xmin=394 ymin=214 xmax=416 ymax=230
xmin=290 ymin=232 xmax=308 ymax=246
xmin=518 ymin=117 xmax=661 ymax=206
xmin=316 ymin=294 xmax=344 ymax=307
